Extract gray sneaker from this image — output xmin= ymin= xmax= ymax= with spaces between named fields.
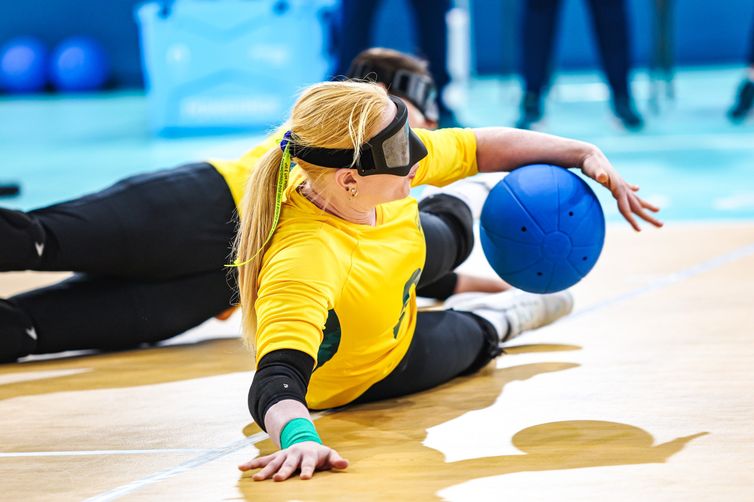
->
xmin=445 ymin=289 xmax=574 ymax=342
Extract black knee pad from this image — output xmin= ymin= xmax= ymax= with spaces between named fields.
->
xmin=419 ymin=193 xmax=474 ymax=267
xmin=458 ymin=311 xmax=503 ymax=376
xmin=0 ymin=207 xmax=46 ymax=271
xmin=0 ymin=299 xmax=37 ymax=362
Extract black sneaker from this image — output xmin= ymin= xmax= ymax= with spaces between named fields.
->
xmin=515 ymin=92 xmax=543 ymax=130
xmin=0 ymin=299 xmax=37 ymax=363
xmin=0 ymin=182 xmax=21 ymax=197
xmin=727 ymin=79 xmax=754 ymax=122
xmin=612 ymin=96 xmax=644 ymax=131
xmin=0 ymin=206 xmax=46 ymax=271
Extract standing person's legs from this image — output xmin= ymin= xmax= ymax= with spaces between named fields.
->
xmin=586 ymin=0 xmax=631 ymax=99
xmin=749 ymin=15 xmax=754 ymax=67
xmin=586 ymin=0 xmax=643 ymax=129
xmin=410 ymin=0 xmax=451 ymax=94
xmin=517 ymin=0 xmax=563 ymax=128
xmin=333 ymin=0 xmax=381 ymax=78
xmin=728 ymin=14 xmax=754 ymax=121
xmin=0 ymin=163 xmax=236 ymax=278
xmin=353 ymin=309 xmax=501 ymax=403
xmin=521 ymin=0 xmax=561 ymax=95
xmin=1 ymin=268 xmax=235 ymax=361
xmin=409 ymin=0 xmax=458 ymax=126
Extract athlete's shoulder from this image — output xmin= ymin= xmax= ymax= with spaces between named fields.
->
xmin=414 ymin=127 xmax=477 ymax=151
xmin=412 ymin=128 xmax=479 ymax=188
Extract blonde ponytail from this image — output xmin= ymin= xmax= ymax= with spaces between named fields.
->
xmin=233 ymin=145 xmax=286 ymax=350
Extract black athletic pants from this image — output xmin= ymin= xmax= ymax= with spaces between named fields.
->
xmin=334 ymin=0 xmax=452 ymax=112
xmin=5 ymin=163 xmax=238 ymax=353
xmin=2 ymin=164 xmax=486 ymax=357
xmin=749 ymin=13 xmax=754 ymax=65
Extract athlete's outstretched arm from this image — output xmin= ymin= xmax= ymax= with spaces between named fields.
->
xmin=473 ymin=127 xmax=663 ymax=232
xmin=239 ymin=349 xmax=348 ymax=481
xmin=238 ymin=399 xmax=349 ymax=481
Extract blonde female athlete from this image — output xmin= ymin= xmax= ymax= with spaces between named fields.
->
xmin=234 ymin=81 xmax=663 ymax=481
xmin=0 ymin=49 xmax=505 ymax=362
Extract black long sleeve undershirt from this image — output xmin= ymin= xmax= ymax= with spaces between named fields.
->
xmin=247 ymin=349 xmax=315 ymax=431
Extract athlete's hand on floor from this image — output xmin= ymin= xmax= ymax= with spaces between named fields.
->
xmin=579 ymin=149 xmax=664 ymax=232
xmin=238 ymin=441 xmax=349 ymax=481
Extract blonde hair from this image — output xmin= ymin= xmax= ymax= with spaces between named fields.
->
xmin=234 ymin=81 xmax=389 ymax=351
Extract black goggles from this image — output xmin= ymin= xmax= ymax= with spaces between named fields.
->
xmin=288 ymin=96 xmax=428 ymax=177
xmin=347 ymin=61 xmax=439 ymax=122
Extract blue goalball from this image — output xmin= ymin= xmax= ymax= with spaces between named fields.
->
xmin=479 ymin=164 xmax=605 ymax=294
xmin=0 ymin=37 xmax=49 ymax=93
xmin=49 ymin=37 xmax=109 ymax=92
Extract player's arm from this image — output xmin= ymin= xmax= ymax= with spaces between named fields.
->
xmin=238 ymin=349 xmax=348 ymax=481
xmin=473 ymin=127 xmax=663 ymax=231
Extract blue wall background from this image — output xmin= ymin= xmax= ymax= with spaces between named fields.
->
xmin=1 ymin=0 xmax=753 ymax=88
xmin=0 ymin=0 xmax=145 ymax=87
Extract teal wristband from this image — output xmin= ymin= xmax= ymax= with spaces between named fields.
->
xmin=280 ymin=418 xmax=322 ymax=449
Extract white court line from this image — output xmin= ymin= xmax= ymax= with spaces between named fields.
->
xmin=83 ymin=409 xmax=333 ymax=502
xmin=82 ymin=431 xmax=269 ymax=502
xmin=85 ymin=240 xmax=754 ymax=501
xmin=571 ymin=240 xmax=754 ymax=320
xmin=0 ymin=448 xmax=211 ymax=458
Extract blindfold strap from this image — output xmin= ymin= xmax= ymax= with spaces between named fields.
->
xmin=291 ymin=144 xmax=367 ymax=169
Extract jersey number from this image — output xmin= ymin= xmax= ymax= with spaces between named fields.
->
xmin=392 ymin=268 xmax=422 ymax=338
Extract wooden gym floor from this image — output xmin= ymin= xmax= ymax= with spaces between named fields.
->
xmin=2 ymin=221 xmax=753 ymax=501
xmin=1 ymin=67 xmax=754 ymax=500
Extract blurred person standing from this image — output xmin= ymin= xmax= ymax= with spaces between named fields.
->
xmin=516 ymin=0 xmax=643 ymax=131
xmin=727 ymin=13 xmax=754 ymax=122
xmin=333 ymin=0 xmax=462 ymax=127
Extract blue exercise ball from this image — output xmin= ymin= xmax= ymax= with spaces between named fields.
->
xmin=0 ymin=37 xmax=49 ymax=93
xmin=50 ymin=37 xmax=109 ymax=92
xmin=480 ymin=164 xmax=605 ymax=294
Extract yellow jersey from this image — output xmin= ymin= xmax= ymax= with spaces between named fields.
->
xmin=209 ymin=126 xmax=287 ymax=209
xmin=252 ymin=128 xmax=479 ymax=409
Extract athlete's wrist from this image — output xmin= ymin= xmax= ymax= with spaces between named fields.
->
xmin=280 ymin=417 xmax=322 ymax=449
